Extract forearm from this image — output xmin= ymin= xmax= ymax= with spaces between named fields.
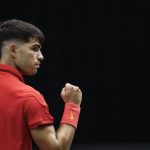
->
xmin=31 ymin=83 xmax=82 ymax=150
xmin=56 ymin=124 xmax=76 ymax=150
xmin=56 ymin=102 xmax=80 ymax=150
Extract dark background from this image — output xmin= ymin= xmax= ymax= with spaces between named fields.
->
xmin=1 ymin=0 xmax=150 ymax=148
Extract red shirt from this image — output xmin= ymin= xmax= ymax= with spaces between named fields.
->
xmin=0 ymin=64 xmax=54 ymax=150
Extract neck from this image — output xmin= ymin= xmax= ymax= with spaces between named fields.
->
xmin=0 ymin=57 xmax=16 ymax=69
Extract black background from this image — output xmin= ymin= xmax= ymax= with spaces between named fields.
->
xmin=1 ymin=0 xmax=150 ymax=148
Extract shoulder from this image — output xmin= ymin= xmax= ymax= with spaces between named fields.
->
xmin=12 ymin=81 xmax=47 ymax=106
xmin=23 ymin=85 xmax=47 ymax=106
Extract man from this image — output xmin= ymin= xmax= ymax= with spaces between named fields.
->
xmin=0 ymin=19 xmax=82 ymax=150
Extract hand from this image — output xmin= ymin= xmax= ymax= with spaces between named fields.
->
xmin=60 ymin=83 xmax=82 ymax=105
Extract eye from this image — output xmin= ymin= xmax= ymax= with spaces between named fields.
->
xmin=31 ymin=46 xmax=40 ymax=52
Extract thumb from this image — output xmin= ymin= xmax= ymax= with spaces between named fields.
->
xmin=60 ymin=87 xmax=66 ymax=99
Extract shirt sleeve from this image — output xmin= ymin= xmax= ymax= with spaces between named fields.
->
xmin=23 ymin=94 xmax=54 ymax=129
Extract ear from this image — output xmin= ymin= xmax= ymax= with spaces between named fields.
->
xmin=9 ymin=44 xmax=17 ymax=58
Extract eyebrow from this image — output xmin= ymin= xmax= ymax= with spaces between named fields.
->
xmin=31 ymin=44 xmax=41 ymax=49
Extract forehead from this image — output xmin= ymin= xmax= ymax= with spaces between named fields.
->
xmin=27 ymin=37 xmax=41 ymax=46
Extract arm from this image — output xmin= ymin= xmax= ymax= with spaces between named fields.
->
xmin=31 ymin=83 xmax=82 ymax=150
xmin=31 ymin=124 xmax=75 ymax=150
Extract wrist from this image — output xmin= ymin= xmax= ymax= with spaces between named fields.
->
xmin=60 ymin=102 xmax=81 ymax=128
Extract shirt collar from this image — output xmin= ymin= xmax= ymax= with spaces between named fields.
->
xmin=0 ymin=64 xmax=24 ymax=82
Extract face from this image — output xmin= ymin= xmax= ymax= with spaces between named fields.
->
xmin=13 ymin=38 xmax=44 ymax=76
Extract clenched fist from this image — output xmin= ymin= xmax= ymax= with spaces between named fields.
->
xmin=60 ymin=83 xmax=82 ymax=105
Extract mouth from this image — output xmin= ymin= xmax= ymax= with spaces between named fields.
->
xmin=34 ymin=64 xmax=40 ymax=68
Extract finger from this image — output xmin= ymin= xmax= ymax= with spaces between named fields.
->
xmin=65 ymin=83 xmax=75 ymax=91
xmin=60 ymin=87 xmax=66 ymax=97
xmin=65 ymin=83 xmax=71 ymax=87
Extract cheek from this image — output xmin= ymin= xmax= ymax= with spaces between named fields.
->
xmin=25 ymin=54 xmax=37 ymax=66
xmin=23 ymin=51 xmax=36 ymax=60
xmin=27 ymin=53 xmax=36 ymax=61
xmin=17 ymin=52 xmax=35 ymax=66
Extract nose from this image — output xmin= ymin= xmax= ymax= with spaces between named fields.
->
xmin=37 ymin=50 xmax=44 ymax=61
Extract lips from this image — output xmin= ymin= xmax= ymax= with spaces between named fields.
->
xmin=34 ymin=61 xmax=41 ymax=68
xmin=34 ymin=64 xmax=40 ymax=68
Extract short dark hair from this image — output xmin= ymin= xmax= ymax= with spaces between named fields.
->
xmin=0 ymin=19 xmax=45 ymax=56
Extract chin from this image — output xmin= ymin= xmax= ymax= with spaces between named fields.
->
xmin=22 ymin=70 xmax=38 ymax=76
xmin=27 ymin=72 xmax=37 ymax=76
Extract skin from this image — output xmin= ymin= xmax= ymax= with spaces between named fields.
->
xmin=0 ymin=38 xmax=44 ymax=75
xmin=0 ymin=37 xmax=82 ymax=150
